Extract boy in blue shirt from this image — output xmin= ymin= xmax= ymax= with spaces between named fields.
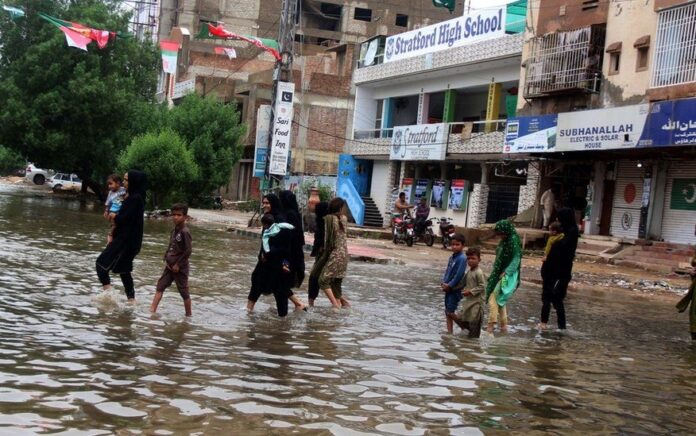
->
xmin=442 ymin=233 xmax=467 ymax=333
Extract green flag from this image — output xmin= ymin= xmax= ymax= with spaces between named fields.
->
xmin=433 ymin=0 xmax=455 ymax=13
xmin=670 ymin=179 xmax=696 ymax=211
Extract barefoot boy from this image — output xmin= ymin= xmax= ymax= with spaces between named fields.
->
xmin=442 ymin=233 xmax=467 ymax=334
xmin=151 ymin=203 xmax=192 ymax=316
xmin=451 ymin=247 xmax=487 ymax=338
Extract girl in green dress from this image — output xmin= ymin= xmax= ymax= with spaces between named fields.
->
xmin=485 ymin=220 xmax=522 ymax=333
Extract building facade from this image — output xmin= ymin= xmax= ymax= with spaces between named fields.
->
xmin=508 ymin=0 xmax=696 ymax=245
xmin=157 ymin=0 xmax=460 ymax=200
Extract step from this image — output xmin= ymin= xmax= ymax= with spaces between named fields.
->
xmin=613 ymin=259 xmax=674 ymax=274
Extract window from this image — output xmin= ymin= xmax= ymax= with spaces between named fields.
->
xmin=354 ymin=7 xmax=372 ymax=22
xmin=636 ymin=46 xmax=649 ymax=71
xmin=375 ymin=99 xmax=384 ymax=135
xmin=582 ymin=0 xmax=599 ymax=10
xmin=652 ymin=2 xmax=696 ymax=87
xmin=320 ymin=2 xmax=342 ymax=19
xmin=395 ymin=14 xmax=408 ymax=27
xmin=609 ymin=52 xmax=621 ymax=74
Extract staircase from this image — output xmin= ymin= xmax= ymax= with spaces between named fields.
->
xmin=613 ymin=242 xmax=695 ymax=274
xmin=362 ymin=196 xmax=384 ymax=228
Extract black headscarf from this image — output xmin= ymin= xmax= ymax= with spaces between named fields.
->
xmin=311 ymin=201 xmax=329 ymax=257
xmin=263 ymin=193 xmax=286 ymax=223
xmin=126 ymin=170 xmax=147 ymax=199
xmin=544 ymin=207 xmax=579 ymax=280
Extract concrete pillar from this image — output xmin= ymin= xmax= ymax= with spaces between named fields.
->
xmin=517 ymin=161 xmax=540 ymax=214
xmin=417 ymin=91 xmax=430 ymax=124
xmin=586 ymin=161 xmax=606 ymax=236
xmin=467 ymin=184 xmax=490 ymax=228
xmin=485 ymin=82 xmax=502 ymax=133
xmin=443 ymin=89 xmax=456 ymax=123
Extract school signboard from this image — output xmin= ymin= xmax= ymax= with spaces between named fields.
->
xmin=390 ymin=123 xmax=447 ymax=161
xmin=383 ymin=7 xmax=506 ymax=63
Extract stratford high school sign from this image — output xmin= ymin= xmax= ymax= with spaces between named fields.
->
xmin=383 ymin=8 xmax=506 ymax=64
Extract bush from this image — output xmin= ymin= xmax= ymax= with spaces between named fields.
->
xmin=0 ymin=145 xmax=24 ymax=176
xmin=118 ymin=130 xmax=199 ymax=209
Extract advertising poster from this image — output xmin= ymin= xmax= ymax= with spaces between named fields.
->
xmin=253 ymin=105 xmax=272 ymax=178
xmin=269 ymin=81 xmax=295 ymax=176
xmin=448 ymin=179 xmax=468 ymax=210
xmin=414 ymin=179 xmax=430 ymax=201
xmin=384 ymin=7 xmax=506 ymax=63
xmin=504 ymin=115 xmax=557 ymax=153
xmin=400 ymin=178 xmax=414 ymax=202
xmin=431 ymin=180 xmax=447 ymax=209
xmin=556 ymin=104 xmax=650 ymax=151
xmin=390 ymin=123 xmax=447 ymax=161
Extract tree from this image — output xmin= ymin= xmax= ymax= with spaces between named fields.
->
xmin=165 ymin=95 xmax=246 ymax=204
xmin=0 ymin=145 xmax=24 ymax=175
xmin=118 ymin=130 xmax=198 ymax=208
xmin=0 ymin=0 xmax=159 ymax=200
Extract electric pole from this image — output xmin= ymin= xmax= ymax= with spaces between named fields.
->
xmin=263 ymin=0 xmax=298 ymax=192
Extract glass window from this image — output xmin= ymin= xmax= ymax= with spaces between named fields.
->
xmin=354 ymin=7 xmax=372 ymax=22
xmin=395 ymin=14 xmax=408 ymax=28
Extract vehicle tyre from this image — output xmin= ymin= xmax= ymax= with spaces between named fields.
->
xmin=425 ymin=232 xmax=435 ymax=247
xmin=406 ymin=235 xmax=414 ymax=247
xmin=33 ymin=174 xmax=45 ymax=185
xmin=52 ymin=184 xmax=62 ymax=192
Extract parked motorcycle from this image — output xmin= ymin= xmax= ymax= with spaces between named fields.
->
xmin=392 ymin=212 xmax=415 ymax=247
xmin=414 ymin=217 xmax=435 ymax=246
xmin=439 ymin=217 xmax=456 ymax=249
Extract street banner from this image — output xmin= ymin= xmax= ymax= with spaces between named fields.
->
xmin=390 ymin=123 xmax=447 ymax=161
xmin=670 ymin=179 xmax=696 ymax=211
xmin=400 ymin=178 xmax=414 ymax=203
xmin=504 ymin=115 xmax=557 ymax=153
xmin=253 ymin=105 xmax=271 ymax=178
xmin=448 ymin=179 xmax=468 ymax=210
xmin=384 ymin=7 xmax=506 ymax=63
xmin=269 ymin=81 xmax=294 ymax=176
xmin=415 ymin=179 xmax=430 ymax=201
xmin=431 ymin=180 xmax=447 ymax=209
xmin=160 ymin=40 xmax=179 ymax=74
xmin=556 ymin=104 xmax=650 ymax=151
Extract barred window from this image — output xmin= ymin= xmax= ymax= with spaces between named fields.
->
xmin=651 ymin=2 xmax=696 ymax=88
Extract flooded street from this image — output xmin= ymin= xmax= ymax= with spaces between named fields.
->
xmin=0 ymin=184 xmax=695 ymax=435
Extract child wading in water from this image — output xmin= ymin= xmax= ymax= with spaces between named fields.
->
xmin=150 ymin=203 xmax=193 ymax=316
xmin=441 ymin=234 xmax=467 ymax=334
xmin=104 ymin=174 xmax=126 ymax=244
xmin=450 ymin=247 xmax=487 ymax=338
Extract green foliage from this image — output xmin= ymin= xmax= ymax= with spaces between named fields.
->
xmin=317 ymin=183 xmax=333 ymax=202
xmin=118 ymin=130 xmax=199 ymax=209
xmin=0 ymin=0 xmax=159 ymax=191
xmin=164 ymin=94 xmax=246 ymax=204
xmin=0 ymin=145 xmax=24 ymax=175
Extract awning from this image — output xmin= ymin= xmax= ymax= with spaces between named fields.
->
xmin=634 ymin=35 xmax=650 ymax=48
xmin=605 ymin=41 xmax=622 ymax=53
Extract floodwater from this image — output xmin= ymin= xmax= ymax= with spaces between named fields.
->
xmin=0 ymin=184 xmax=694 ymax=435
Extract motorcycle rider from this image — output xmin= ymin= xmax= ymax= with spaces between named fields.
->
xmin=414 ymin=197 xmax=430 ymax=235
xmin=393 ymin=192 xmax=413 ymax=219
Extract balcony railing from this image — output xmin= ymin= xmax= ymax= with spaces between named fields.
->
xmin=349 ymin=120 xmax=506 ymax=156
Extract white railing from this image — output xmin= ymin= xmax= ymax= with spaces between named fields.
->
xmin=651 ymin=2 xmax=696 ymax=88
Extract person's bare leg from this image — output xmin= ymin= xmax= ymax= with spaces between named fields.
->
xmin=246 ymin=300 xmax=256 ymax=312
xmin=446 ymin=313 xmax=454 ymax=334
xmin=487 ymin=323 xmax=495 ymax=333
xmin=289 ymin=294 xmax=307 ymax=311
xmin=183 ymin=298 xmax=192 ymax=317
xmin=150 ymin=291 xmax=164 ymax=313
xmin=308 ymin=298 xmax=315 ymax=307
xmin=323 ymin=288 xmax=341 ymax=308
xmin=102 ymin=284 xmax=112 ymax=292
xmin=339 ymin=296 xmax=351 ymax=308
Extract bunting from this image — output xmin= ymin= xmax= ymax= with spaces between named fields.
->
xmin=197 ymin=23 xmax=281 ymax=61
xmin=214 ymin=46 xmax=237 ymax=60
xmin=2 ymin=5 xmax=25 ymax=20
xmin=160 ymin=40 xmax=180 ymax=74
xmin=38 ymin=13 xmax=130 ymax=50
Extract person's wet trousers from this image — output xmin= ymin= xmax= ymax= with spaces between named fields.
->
xmin=541 ymin=277 xmax=569 ymax=329
xmin=96 ymin=266 xmax=135 ymax=300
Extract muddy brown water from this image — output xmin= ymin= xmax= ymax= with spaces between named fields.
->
xmin=0 ymin=184 xmax=694 ymax=435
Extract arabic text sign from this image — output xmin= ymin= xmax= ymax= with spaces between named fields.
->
xmin=504 ymin=115 xmax=557 ymax=153
xmin=556 ymin=104 xmax=650 ymax=151
xmin=642 ymin=97 xmax=696 ymax=147
xmin=253 ymin=105 xmax=271 ymax=178
xmin=390 ymin=123 xmax=447 ymax=161
xmin=384 ymin=8 xmax=506 ymax=63
xmin=269 ymin=81 xmax=294 ymax=176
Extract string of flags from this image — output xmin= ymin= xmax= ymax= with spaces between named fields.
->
xmin=197 ymin=22 xmax=281 ymax=61
xmin=39 ymin=13 xmax=130 ymax=51
xmin=214 ymin=46 xmax=237 ymax=60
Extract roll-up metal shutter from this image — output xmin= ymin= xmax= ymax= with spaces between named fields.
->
xmin=610 ymin=160 xmax=644 ymax=239
xmin=660 ymin=161 xmax=696 ymax=245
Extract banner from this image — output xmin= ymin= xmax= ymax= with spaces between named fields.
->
xmin=642 ymin=97 xmax=696 ymax=147
xmin=269 ymin=81 xmax=294 ymax=176
xmin=160 ymin=40 xmax=179 ymax=74
xmin=556 ymin=104 xmax=650 ymax=151
xmin=431 ymin=180 xmax=447 ymax=209
xmin=400 ymin=178 xmax=414 ymax=202
xmin=448 ymin=179 xmax=468 ymax=210
xmin=504 ymin=115 xmax=557 ymax=153
xmin=670 ymin=179 xmax=696 ymax=211
xmin=384 ymin=8 xmax=505 ymax=63
xmin=415 ymin=179 xmax=429 ymax=201
xmin=390 ymin=123 xmax=447 ymax=161
xmin=253 ymin=105 xmax=271 ymax=178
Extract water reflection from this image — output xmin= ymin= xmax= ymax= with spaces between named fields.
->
xmin=0 ymin=184 xmax=694 ymax=434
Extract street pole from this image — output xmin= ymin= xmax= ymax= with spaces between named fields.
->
xmin=263 ymin=0 xmax=297 ymax=194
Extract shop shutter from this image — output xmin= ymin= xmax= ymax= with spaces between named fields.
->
xmin=660 ymin=161 xmax=696 ymax=245
xmin=610 ymin=160 xmax=643 ymax=239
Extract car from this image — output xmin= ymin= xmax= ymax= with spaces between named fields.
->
xmin=48 ymin=173 xmax=82 ymax=192
xmin=25 ymin=163 xmax=49 ymax=185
